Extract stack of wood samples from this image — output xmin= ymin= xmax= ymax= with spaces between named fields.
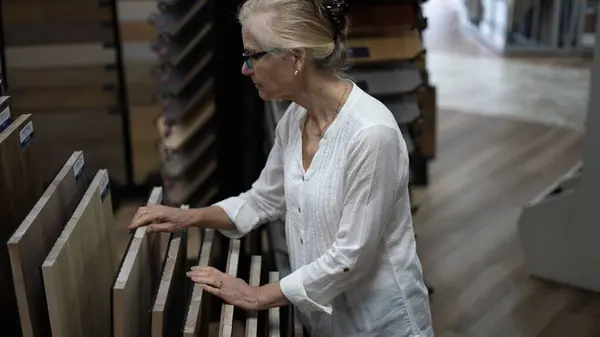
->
xmin=117 ymin=0 xmax=164 ymax=185
xmin=8 ymin=151 xmax=87 ymax=337
xmin=0 ymin=111 xmax=42 ymax=335
xmin=345 ymin=0 xmax=437 ymax=185
xmin=1 ymin=0 xmax=128 ymax=185
xmin=151 ymin=0 xmax=219 ymax=205
xmin=42 ymin=169 xmax=118 ymax=337
xmin=112 ymin=187 xmax=170 ymax=337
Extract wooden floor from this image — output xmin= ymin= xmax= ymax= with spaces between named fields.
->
xmin=413 ymin=109 xmax=600 ymax=337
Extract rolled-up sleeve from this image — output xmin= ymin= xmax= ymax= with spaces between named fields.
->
xmin=280 ymin=125 xmax=407 ymax=314
xmin=214 ymin=122 xmax=287 ymax=239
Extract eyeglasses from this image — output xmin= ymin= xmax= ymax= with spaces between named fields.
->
xmin=242 ymin=50 xmax=269 ymax=69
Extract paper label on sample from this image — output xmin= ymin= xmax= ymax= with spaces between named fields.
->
xmin=73 ymin=153 xmax=85 ymax=180
xmin=19 ymin=121 xmax=34 ymax=148
xmin=100 ymin=172 xmax=110 ymax=202
xmin=0 ymin=107 xmax=11 ymax=132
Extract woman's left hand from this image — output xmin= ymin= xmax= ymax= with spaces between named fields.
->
xmin=186 ymin=266 xmax=259 ymax=311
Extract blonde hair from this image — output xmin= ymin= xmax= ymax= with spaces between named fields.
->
xmin=238 ymin=0 xmax=350 ymax=74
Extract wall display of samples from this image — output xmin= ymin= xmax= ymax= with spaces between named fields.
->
xmin=150 ymin=0 xmax=219 ymax=206
xmin=1 ymin=0 xmax=129 ymax=185
xmin=117 ymin=0 xmax=165 ymax=185
xmin=348 ymin=1 xmax=437 ymax=184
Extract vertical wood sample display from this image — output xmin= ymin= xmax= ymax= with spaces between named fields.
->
xmin=151 ymin=204 xmax=189 ymax=337
xmin=8 ymin=151 xmax=87 ymax=337
xmin=118 ymin=0 xmax=162 ymax=184
xmin=219 ymin=240 xmax=241 ymax=337
xmin=42 ymin=169 xmax=117 ymax=337
xmin=113 ymin=187 xmax=169 ymax=337
xmin=0 ymin=113 xmax=41 ymax=335
xmin=245 ymin=255 xmax=262 ymax=337
xmin=1 ymin=0 xmax=128 ymax=186
xmin=183 ymin=229 xmax=221 ymax=337
xmin=268 ymin=272 xmax=281 ymax=337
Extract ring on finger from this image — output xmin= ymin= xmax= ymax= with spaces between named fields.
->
xmin=218 ymin=280 xmax=224 ymax=289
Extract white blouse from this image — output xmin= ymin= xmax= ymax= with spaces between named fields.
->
xmin=215 ymin=82 xmax=434 ymax=337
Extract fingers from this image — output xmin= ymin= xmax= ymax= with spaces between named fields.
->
xmin=147 ymin=223 xmax=175 ymax=233
xmin=128 ymin=205 xmax=166 ymax=231
xmin=202 ymin=284 xmax=221 ymax=297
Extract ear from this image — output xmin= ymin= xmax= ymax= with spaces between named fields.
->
xmin=290 ymin=48 xmax=308 ymax=73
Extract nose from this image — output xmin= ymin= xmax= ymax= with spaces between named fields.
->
xmin=241 ymin=62 xmax=254 ymax=76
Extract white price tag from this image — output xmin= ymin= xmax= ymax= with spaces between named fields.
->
xmin=19 ymin=121 xmax=34 ymax=148
xmin=100 ymin=172 xmax=110 ymax=202
xmin=73 ymin=153 xmax=85 ymax=180
xmin=0 ymin=107 xmax=10 ymax=132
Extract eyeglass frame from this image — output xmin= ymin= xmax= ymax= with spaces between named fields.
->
xmin=242 ymin=49 xmax=271 ymax=70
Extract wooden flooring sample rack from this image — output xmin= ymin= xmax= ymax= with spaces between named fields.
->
xmin=0 ymin=113 xmax=42 ymax=336
xmin=1 ymin=0 xmax=129 ymax=186
xmin=152 ymin=0 xmax=218 ymax=205
xmin=8 ymin=151 xmax=87 ymax=337
xmin=113 ymin=187 xmax=169 ymax=337
xmin=42 ymin=169 xmax=117 ymax=337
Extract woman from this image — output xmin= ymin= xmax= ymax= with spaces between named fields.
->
xmin=129 ymin=0 xmax=434 ymax=335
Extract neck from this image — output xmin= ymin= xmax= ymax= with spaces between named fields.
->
xmin=291 ymin=73 xmax=351 ymax=127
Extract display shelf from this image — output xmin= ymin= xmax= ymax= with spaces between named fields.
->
xmin=517 ymin=14 xmax=600 ymax=292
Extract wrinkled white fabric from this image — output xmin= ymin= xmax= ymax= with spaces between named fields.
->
xmin=215 ymin=82 xmax=434 ymax=337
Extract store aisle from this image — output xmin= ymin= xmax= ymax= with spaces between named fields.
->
xmin=422 ymin=0 xmax=591 ymax=130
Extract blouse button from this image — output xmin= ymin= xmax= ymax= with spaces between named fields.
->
xmin=298 ymin=207 xmax=301 ymax=213
xmin=300 ymin=238 xmax=304 ymax=244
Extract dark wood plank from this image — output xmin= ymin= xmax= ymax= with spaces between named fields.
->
xmin=347 ymin=31 xmax=422 ymax=64
xmin=113 ymin=187 xmax=169 ymax=337
xmin=42 ymin=169 xmax=117 ymax=337
xmin=8 ymin=151 xmax=87 ymax=337
xmin=2 ymin=4 xmax=112 ymax=25
xmin=151 ymin=205 xmax=189 ymax=337
xmin=4 ymin=23 xmax=112 ymax=46
xmin=412 ymin=110 xmax=596 ymax=337
xmin=0 ymin=114 xmax=42 ymax=336
xmin=10 ymin=86 xmax=117 ymax=112
xmin=8 ymin=66 xmax=117 ymax=90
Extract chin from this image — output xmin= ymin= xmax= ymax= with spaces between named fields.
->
xmin=257 ymin=88 xmax=274 ymax=101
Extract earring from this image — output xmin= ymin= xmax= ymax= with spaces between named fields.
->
xmin=294 ymin=70 xmax=299 ymax=76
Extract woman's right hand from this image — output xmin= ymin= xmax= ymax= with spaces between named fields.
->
xmin=127 ymin=204 xmax=194 ymax=233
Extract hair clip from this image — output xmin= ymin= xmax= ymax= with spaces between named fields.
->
xmin=324 ymin=0 xmax=349 ymax=39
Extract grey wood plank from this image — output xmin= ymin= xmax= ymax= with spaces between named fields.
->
xmin=42 ymin=169 xmax=117 ymax=337
xmin=0 ymin=113 xmax=42 ymax=336
xmin=8 ymin=151 xmax=87 ymax=337
xmin=151 ymin=204 xmax=189 ymax=337
xmin=245 ymin=256 xmax=262 ymax=337
xmin=183 ymin=229 xmax=221 ymax=337
xmin=219 ymin=240 xmax=241 ymax=337
xmin=113 ymin=187 xmax=170 ymax=337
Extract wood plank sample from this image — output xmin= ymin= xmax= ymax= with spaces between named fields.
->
xmin=163 ymin=158 xmax=217 ymax=205
xmin=42 ymin=169 xmax=117 ymax=337
xmin=4 ymin=23 xmax=112 ymax=46
xmin=0 ymin=113 xmax=41 ymax=336
xmin=268 ymin=272 xmax=280 ymax=337
xmin=8 ymin=151 xmax=87 ymax=337
xmin=120 ymin=21 xmax=157 ymax=43
xmin=6 ymin=43 xmax=115 ymax=68
xmin=157 ymin=99 xmax=215 ymax=151
xmin=346 ymin=31 xmax=422 ymax=64
xmin=10 ymin=86 xmax=117 ymax=112
xmin=349 ymin=4 xmax=416 ymax=35
xmin=130 ymin=106 xmax=161 ymax=185
xmin=417 ymin=86 xmax=437 ymax=159
xmin=245 ymin=256 xmax=262 ymax=337
xmin=2 ymin=4 xmax=112 ymax=25
xmin=183 ymin=229 xmax=221 ymax=337
xmin=113 ymin=187 xmax=170 ymax=337
xmin=219 ymin=240 xmax=241 ymax=337
xmin=8 ymin=66 xmax=117 ymax=90
xmin=151 ymin=205 xmax=189 ymax=337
